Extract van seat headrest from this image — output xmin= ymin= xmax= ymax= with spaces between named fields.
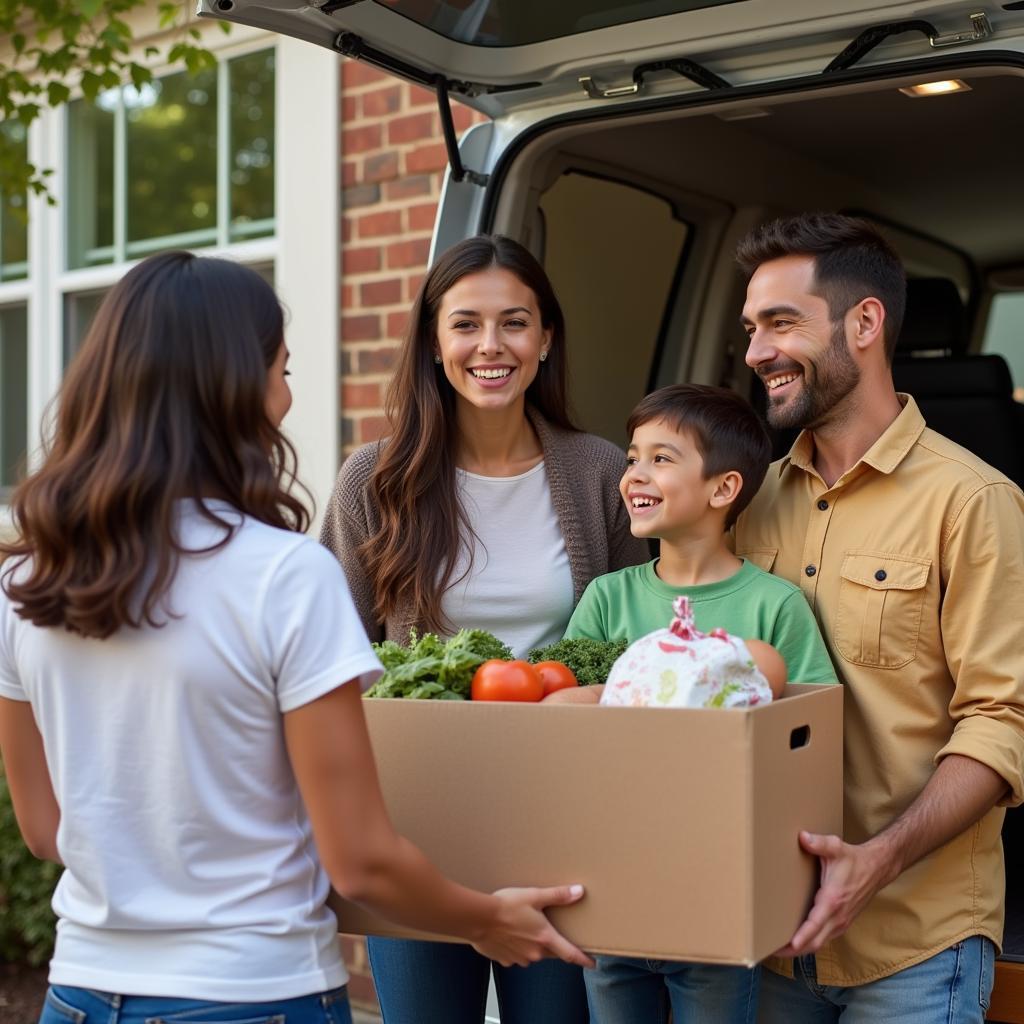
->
xmin=895 ymin=278 xmax=967 ymax=355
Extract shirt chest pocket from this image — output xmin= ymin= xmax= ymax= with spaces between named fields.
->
xmin=834 ymin=551 xmax=931 ymax=668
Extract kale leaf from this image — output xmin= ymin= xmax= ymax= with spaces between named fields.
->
xmin=365 ymin=628 xmax=513 ymax=699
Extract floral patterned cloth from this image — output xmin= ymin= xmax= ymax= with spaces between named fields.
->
xmin=600 ymin=596 xmax=774 ymax=709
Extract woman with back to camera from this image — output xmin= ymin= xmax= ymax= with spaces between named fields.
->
xmin=320 ymin=234 xmax=647 ymax=1024
xmin=0 ymin=251 xmax=592 ymax=1024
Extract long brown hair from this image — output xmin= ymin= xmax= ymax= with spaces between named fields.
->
xmin=0 ymin=251 xmax=309 ymax=638
xmin=362 ymin=234 xmax=576 ymax=632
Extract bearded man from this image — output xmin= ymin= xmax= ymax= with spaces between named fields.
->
xmin=735 ymin=212 xmax=1024 ymax=1023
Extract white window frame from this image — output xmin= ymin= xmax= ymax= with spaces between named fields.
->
xmin=1 ymin=29 xmax=339 ymax=531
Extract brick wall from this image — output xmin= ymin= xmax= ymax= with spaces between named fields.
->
xmin=339 ymin=60 xmax=484 ymax=459
xmin=337 ymin=59 xmax=485 ymax=1014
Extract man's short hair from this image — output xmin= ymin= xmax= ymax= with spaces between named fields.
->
xmin=735 ymin=213 xmax=907 ymax=361
xmin=627 ymin=384 xmax=771 ymax=528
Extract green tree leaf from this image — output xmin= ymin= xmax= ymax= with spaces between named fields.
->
xmin=0 ymin=0 xmax=231 ymax=200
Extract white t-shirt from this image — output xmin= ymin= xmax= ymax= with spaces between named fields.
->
xmin=440 ymin=461 xmax=575 ymax=658
xmin=0 ymin=502 xmax=382 ymax=1001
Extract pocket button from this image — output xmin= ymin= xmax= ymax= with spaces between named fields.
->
xmin=874 ymin=569 xmax=887 ymax=581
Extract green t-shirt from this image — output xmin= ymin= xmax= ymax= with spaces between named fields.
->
xmin=565 ymin=558 xmax=837 ymax=685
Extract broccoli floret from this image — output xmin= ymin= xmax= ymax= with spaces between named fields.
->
xmin=527 ymin=637 xmax=629 ymax=686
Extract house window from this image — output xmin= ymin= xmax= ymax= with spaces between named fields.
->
xmin=0 ymin=304 xmax=28 ymax=498
xmin=65 ymin=48 xmax=275 ymax=269
xmin=0 ymin=122 xmax=29 ymax=283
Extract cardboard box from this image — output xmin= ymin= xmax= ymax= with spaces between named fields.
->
xmin=330 ymin=683 xmax=842 ymax=965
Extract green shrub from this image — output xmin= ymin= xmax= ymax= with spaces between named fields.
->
xmin=0 ymin=768 xmax=60 ymax=966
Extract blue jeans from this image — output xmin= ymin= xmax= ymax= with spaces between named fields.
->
xmin=366 ymin=937 xmax=589 ymax=1024
xmin=38 ymin=985 xmax=352 ymax=1024
xmin=584 ymin=955 xmax=759 ymax=1023
xmin=757 ymin=937 xmax=995 ymax=1023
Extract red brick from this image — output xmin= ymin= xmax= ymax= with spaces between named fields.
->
xmin=388 ymin=111 xmax=437 ymax=145
xmin=343 ymin=246 xmax=382 ymax=274
xmin=357 ymin=209 xmax=402 ymax=238
xmin=341 ymin=216 xmax=353 ymax=243
xmin=342 ymin=380 xmax=383 ymax=409
xmin=364 ymin=151 xmax=400 ymax=183
xmin=361 ymin=84 xmax=402 ymax=117
xmin=341 ymin=95 xmax=358 ymax=121
xmin=360 ymin=277 xmax=403 ymax=305
xmin=405 ymin=271 xmax=425 ymax=302
xmin=342 ymin=159 xmax=359 ymax=187
xmin=342 ymin=59 xmax=389 ymax=89
xmin=358 ymin=415 xmax=392 ymax=444
xmin=342 ymin=123 xmax=383 ymax=155
xmin=358 ymin=345 xmax=401 ymax=374
xmin=408 ymin=83 xmax=435 ymax=108
xmin=407 ymin=201 xmax=438 ymax=232
xmin=341 ymin=283 xmax=355 ymax=308
xmin=405 ymin=142 xmax=448 ymax=174
xmin=342 ymin=314 xmax=382 ymax=342
xmin=452 ymin=102 xmax=481 ymax=132
xmin=387 ymin=310 xmax=410 ymax=338
xmin=386 ymin=237 xmax=431 ymax=270
xmin=384 ymin=174 xmax=436 ymax=201
xmin=343 ymin=184 xmax=381 ymax=208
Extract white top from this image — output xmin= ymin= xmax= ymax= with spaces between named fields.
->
xmin=0 ymin=502 xmax=382 ymax=1001
xmin=441 ymin=461 xmax=574 ymax=658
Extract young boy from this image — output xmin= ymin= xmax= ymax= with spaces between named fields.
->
xmin=560 ymin=383 xmax=836 ymax=1024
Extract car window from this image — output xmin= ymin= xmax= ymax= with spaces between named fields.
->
xmin=539 ymin=171 xmax=688 ymax=445
xmin=374 ymin=0 xmax=746 ymax=47
xmin=982 ymin=292 xmax=1024 ymax=403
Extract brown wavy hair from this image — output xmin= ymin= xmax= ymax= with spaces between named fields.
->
xmin=0 ymin=251 xmax=309 ymax=638
xmin=361 ymin=234 xmax=576 ymax=633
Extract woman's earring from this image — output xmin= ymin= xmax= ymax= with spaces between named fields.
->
xmin=539 ymin=350 xmax=548 ymax=362
xmin=434 ymin=354 xmax=442 ymax=364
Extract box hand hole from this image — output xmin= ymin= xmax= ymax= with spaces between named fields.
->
xmin=790 ymin=725 xmax=811 ymax=750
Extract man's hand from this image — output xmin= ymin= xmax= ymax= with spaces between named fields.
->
xmin=774 ymin=830 xmax=898 ymax=957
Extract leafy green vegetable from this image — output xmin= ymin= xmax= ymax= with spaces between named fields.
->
xmin=527 ymin=637 xmax=629 ymax=686
xmin=366 ymin=628 xmax=513 ymax=699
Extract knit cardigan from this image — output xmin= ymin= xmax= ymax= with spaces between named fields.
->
xmin=319 ymin=407 xmax=649 ymax=644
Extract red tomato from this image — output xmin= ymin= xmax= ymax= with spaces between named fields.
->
xmin=471 ymin=660 xmax=544 ymax=702
xmin=533 ymin=660 xmax=579 ymax=697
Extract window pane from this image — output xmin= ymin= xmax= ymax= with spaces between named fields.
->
xmin=373 ymin=0 xmax=746 ymax=46
xmin=0 ymin=304 xmax=28 ymax=493
xmin=0 ymin=121 xmax=29 ymax=282
xmin=229 ymin=49 xmax=275 ymax=242
xmin=539 ymin=172 xmax=688 ymax=445
xmin=982 ymin=292 xmax=1024 ymax=402
xmin=63 ymin=289 xmax=109 ymax=368
xmin=126 ymin=69 xmax=218 ymax=254
xmin=67 ymin=96 xmax=116 ymax=268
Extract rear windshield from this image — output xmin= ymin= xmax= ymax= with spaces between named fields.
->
xmin=373 ymin=0 xmax=749 ymax=47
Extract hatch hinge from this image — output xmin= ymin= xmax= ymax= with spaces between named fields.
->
xmin=435 ymin=75 xmax=489 ymax=187
xmin=579 ymin=56 xmax=730 ymax=100
xmin=824 ymin=12 xmax=992 ymax=74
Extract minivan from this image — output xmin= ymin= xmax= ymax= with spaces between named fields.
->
xmin=199 ymin=1 xmax=1024 ymax=1018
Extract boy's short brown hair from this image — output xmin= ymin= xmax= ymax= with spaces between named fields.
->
xmin=626 ymin=384 xmax=771 ymax=528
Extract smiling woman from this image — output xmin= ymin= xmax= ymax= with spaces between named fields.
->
xmin=319 ymin=234 xmax=647 ymax=1024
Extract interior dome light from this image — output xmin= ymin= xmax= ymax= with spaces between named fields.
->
xmin=898 ymin=79 xmax=971 ymax=97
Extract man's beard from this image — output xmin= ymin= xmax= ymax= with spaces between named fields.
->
xmin=765 ymin=320 xmax=860 ymax=431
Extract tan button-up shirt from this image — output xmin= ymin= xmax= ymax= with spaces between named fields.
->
xmin=735 ymin=395 xmax=1024 ymax=985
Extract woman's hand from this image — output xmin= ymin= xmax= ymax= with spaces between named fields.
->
xmin=473 ymin=885 xmax=595 ymax=968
